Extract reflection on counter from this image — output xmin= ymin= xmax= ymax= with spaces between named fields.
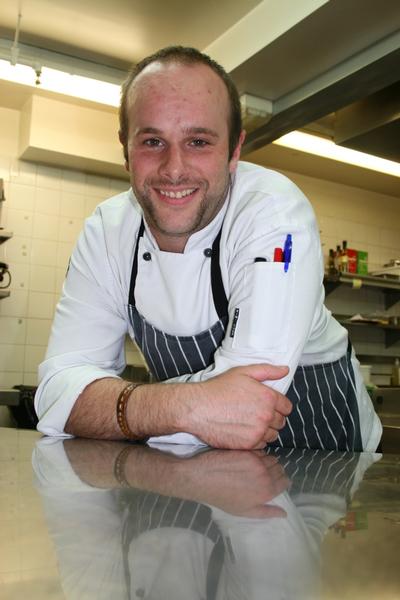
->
xmin=31 ymin=439 xmax=399 ymax=600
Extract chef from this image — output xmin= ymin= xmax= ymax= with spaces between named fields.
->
xmin=35 ymin=46 xmax=382 ymax=451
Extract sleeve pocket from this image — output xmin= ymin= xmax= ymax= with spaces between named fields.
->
xmin=231 ymin=261 xmax=295 ymax=353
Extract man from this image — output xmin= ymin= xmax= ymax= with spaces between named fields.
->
xmin=35 ymin=46 xmax=381 ymax=451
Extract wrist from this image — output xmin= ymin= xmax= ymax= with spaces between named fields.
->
xmin=173 ymin=381 xmax=206 ymax=436
xmin=125 ymin=381 xmax=199 ymax=438
xmin=116 ymin=383 xmax=148 ymax=441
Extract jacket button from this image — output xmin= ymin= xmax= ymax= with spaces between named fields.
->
xmin=204 ymin=248 xmax=212 ymax=257
xmin=143 ymin=252 xmax=152 ymax=261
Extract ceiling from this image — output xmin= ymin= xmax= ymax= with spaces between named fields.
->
xmin=0 ymin=0 xmax=399 ymax=192
xmin=0 ymin=0 xmax=262 ymax=69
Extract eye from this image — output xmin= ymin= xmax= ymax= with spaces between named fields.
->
xmin=143 ymin=138 xmax=163 ymax=147
xmin=189 ymin=138 xmax=209 ymax=147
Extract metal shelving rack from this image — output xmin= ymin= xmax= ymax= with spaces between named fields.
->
xmin=0 ymin=230 xmax=13 ymax=244
xmin=324 ymin=272 xmax=400 ymax=310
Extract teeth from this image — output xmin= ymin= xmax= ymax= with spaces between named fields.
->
xmin=159 ymin=188 xmax=195 ymax=199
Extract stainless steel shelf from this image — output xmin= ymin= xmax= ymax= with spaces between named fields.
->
xmin=0 ymin=290 xmax=10 ymax=299
xmin=0 ymin=389 xmax=20 ymax=406
xmin=325 ymin=272 xmax=400 ymax=309
xmin=0 ymin=230 xmax=13 ymax=244
xmin=336 ymin=315 xmax=400 ymax=348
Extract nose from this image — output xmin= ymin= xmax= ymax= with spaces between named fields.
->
xmin=158 ymin=145 xmax=186 ymax=182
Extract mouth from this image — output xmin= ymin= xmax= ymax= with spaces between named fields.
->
xmin=155 ymin=187 xmax=198 ymax=205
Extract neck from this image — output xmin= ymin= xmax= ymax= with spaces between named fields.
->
xmin=153 ymin=231 xmax=189 ymax=253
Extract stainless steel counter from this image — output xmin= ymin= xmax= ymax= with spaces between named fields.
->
xmin=0 ymin=427 xmax=399 ymax=599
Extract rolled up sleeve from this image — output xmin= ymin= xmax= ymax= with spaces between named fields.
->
xmin=35 ymin=209 xmax=130 ymax=436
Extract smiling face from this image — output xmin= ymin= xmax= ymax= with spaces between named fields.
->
xmin=123 ymin=61 xmax=244 ymax=252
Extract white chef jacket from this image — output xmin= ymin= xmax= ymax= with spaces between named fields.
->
xmin=35 ymin=162 xmax=381 ymax=449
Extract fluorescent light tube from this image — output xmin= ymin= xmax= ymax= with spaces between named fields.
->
xmin=39 ymin=67 xmax=120 ymax=106
xmin=0 ymin=59 xmax=120 ymax=107
xmin=0 ymin=58 xmax=35 ymax=85
xmin=273 ymin=131 xmax=400 ymax=177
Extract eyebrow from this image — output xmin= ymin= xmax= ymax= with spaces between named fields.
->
xmin=135 ymin=127 xmax=163 ymax=136
xmin=135 ymin=126 xmax=220 ymax=138
xmin=184 ymin=127 xmax=220 ymax=138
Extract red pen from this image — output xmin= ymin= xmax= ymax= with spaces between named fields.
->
xmin=274 ymin=247 xmax=283 ymax=262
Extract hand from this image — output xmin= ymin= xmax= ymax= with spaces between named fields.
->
xmin=187 ymin=449 xmax=290 ymax=518
xmin=183 ymin=364 xmax=292 ymax=450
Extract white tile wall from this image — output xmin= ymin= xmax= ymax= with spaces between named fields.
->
xmin=10 ymin=158 xmax=36 ymax=185
xmin=34 ymin=187 xmax=61 ymax=215
xmin=0 ymin=372 xmax=23 ymax=388
xmin=36 ymin=164 xmax=62 ymax=190
xmin=32 ymin=213 xmax=59 ymax=241
xmin=30 ymin=239 xmax=58 ymax=267
xmin=27 ymin=292 xmax=55 ymax=320
xmin=0 ymin=344 xmax=24 ymax=371
xmin=0 ymin=290 xmax=29 ymax=318
xmin=8 ymin=182 xmax=36 ymax=212
xmin=85 ymin=195 xmax=104 ymax=216
xmin=0 ymin=154 xmax=131 ymax=403
xmin=60 ymin=192 xmax=85 ymax=218
xmin=125 ymin=337 xmax=147 ymax=367
xmin=23 ymin=345 xmax=47 ymax=373
xmin=0 ymin=317 xmax=26 ymax=344
xmin=6 ymin=263 xmax=30 ymax=291
xmin=26 ymin=318 xmax=52 ymax=346
xmin=58 ymin=217 xmax=82 ymax=243
xmin=29 ymin=265 xmax=56 ymax=294
xmin=60 ymin=169 xmax=85 ymax=191
xmin=2 ymin=236 xmax=31 ymax=264
xmin=6 ymin=209 xmax=33 ymax=237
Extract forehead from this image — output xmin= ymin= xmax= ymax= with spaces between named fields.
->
xmin=126 ymin=61 xmax=230 ymax=124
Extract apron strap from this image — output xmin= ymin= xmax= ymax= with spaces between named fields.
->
xmin=128 ymin=219 xmax=145 ymax=307
xmin=128 ymin=218 xmax=228 ymax=319
xmin=210 ymin=227 xmax=228 ymax=321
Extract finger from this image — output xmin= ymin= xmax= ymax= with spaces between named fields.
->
xmin=257 ymin=452 xmax=279 ymax=464
xmin=264 ymin=428 xmax=279 ymax=443
xmin=275 ymin=393 xmax=293 ymax=417
xmin=239 ymin=364 xmax=289 ymax=382
xmin=265 ymin=468 xmax=291 ymax=496
xmin=269 ymin=412 xmax=286 ymax=431
xmin=253 ymin=440 xmax=268 ymax=450
xmin=260 ymin=454 xmax=280 ymax=469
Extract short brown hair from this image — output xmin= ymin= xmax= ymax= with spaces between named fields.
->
xmin=119 ymin=46 xmax=242 ymax=162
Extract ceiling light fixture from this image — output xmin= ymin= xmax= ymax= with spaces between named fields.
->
xmin=273 ymin=130 xmax=400 ymax=178
xmin=0 ymin=59 xmax=121 ymax=106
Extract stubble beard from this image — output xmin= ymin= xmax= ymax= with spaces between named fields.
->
xmin=132 ymin=174 xmax=231 ymax=240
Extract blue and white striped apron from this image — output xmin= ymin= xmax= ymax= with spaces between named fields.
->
xmin=128 ymin=220 xmax=363 ymax=452
xmin=119 ymin=447 xmax=361 ymax=599
xmin=121 ymin=492 xmax=224 ymax=600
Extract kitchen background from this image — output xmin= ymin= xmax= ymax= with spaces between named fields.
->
xmin=0 ymin=0 xmax=399 ymax=426
xmin=1 ymin=105 xmax=399 ymax=427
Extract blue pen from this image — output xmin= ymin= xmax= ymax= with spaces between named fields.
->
xmin=283 ymin=234 xmax=292 ymax=272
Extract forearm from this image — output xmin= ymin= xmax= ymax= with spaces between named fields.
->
xmin=63 ymin=439 xmax=219 ymax=502
xmin=64 ymin=364 xmax=291 ymax=448
xmin=64 ymin=377 xmax=195 ymax=440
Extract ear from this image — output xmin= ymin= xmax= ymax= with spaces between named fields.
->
xmin=229 ymin=130 xmax=246 ymax=174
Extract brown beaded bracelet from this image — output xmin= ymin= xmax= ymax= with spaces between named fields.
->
xmin=116 ymin=382 xmax=145 ymax=440
xmin=113 ymin=445 xmax=133 ymax=488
